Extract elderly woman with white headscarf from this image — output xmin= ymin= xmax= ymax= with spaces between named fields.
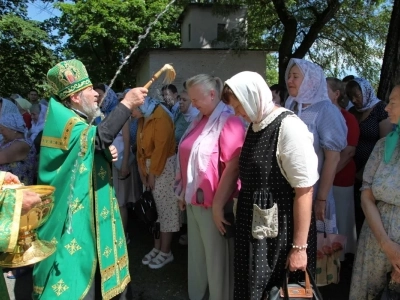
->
xmin=0 ymin=112 xmax=36 ymax=186
xmin=222 ymin=71 xmax=319 ymax=299
xmin=285 ymin=58 xmax=347 ymax=235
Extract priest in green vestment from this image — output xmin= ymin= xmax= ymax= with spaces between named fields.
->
xmin=32 ymin=59 xmax=147 ymax=300
xmin=0 ymin=171 xmax=41 ymax=300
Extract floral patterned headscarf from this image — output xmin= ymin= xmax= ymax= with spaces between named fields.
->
xmin=351 ymin=77 xmax=380 ymax=112
xmin=284 ymin=58 xmax=330 ymax=115
xmin=0 ymin=113 xmax=27 ymax=133
xmin=0 ymin=98 xmax=20 ymax=116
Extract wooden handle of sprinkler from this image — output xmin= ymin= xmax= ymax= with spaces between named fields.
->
xmin=144 ymin=68 xmax=164 ymax=89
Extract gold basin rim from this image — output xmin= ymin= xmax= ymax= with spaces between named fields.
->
xmin=13 ymin=185 xmax=56 ymax=197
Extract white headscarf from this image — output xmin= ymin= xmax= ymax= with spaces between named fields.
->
xmin=284 ymin=58 xmax=330 ymax=116
xmin=30 ymin=103 xmax=48 ymax=142
xmin=352 ymin=77 xmax=380 ymax=112
xmin=225 ymin=71 xmax=274 ymax=132
xmin=14 ymin=97 xmax=32 ymax=112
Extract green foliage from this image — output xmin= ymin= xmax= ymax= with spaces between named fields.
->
xmin=0 ymin=0 xmax=393 ymax=95
xmin=0 ymin=13 xmax=57 ymax=97
xmin=265 ymin=53 xmax=279 ymax=85
xmin=219 ymin=0 xmax=389 ymax=85
xmin=0 ymin=0 xmax=28 ymax=16
xmin=311 ymin=0 xmax=391 ymax=86
xmin=56 ymin=0 xmax=183 ymax=89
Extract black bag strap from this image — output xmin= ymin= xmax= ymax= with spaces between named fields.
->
xmin=281 ymin=267 xmax=323 ymax=300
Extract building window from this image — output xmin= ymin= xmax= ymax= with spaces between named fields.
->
xmin=217 ymin=23 xmax=227 ymax=40
xmin=188 ymin=24 xmax=191 ymax=42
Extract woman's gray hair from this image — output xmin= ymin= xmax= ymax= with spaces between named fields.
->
xmin=31 ymin=103 xmax=41 ymax=114
xmin=185 ymin=74 xmax=223 ymax=99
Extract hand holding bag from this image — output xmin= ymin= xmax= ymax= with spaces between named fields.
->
xmin=374 ymin=272 xmax=400 ymax=300
xmin=268 ymin=267 xmax=323 ymax=300
xmin=134 ymin=189 xmax=160 ymax=239
xmin=134 ymin=189 xmax=158 ymax=227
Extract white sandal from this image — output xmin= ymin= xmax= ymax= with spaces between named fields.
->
xmin=141 ymin=248 xmax=160 ymax=265
xmin=148 ymin=251 xmax=174 ymax=269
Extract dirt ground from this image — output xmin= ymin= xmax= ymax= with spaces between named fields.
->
xmin=4 ymin=215 xmax=350 ymax=300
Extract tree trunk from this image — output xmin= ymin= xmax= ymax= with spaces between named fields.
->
xmin=271 ymin=0 xmax=297 ymax=85
xmin=377 ymin=0 xmax=400 ymax=102
xmin=273 ymin=0 xmax=341 ymax=85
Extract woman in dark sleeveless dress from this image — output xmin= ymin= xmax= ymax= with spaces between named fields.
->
xmin=222 ymin=72 xmax=319 ymax=300
xmin=346 ymin=77 xmax=392 ymax=236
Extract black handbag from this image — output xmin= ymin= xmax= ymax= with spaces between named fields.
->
xmin=374 ymin=272 xmax=400 ymax=300
xmin=268 ymin=267 xmax=323 ymax=300
xmin=134 ymin=189 xmax=160 ymax=239
xmin=134 ymin=189 xmax=158 ymax=227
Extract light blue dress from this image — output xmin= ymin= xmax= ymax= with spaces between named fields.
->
xmin=295 ymin=101 xmax=347 ymax=233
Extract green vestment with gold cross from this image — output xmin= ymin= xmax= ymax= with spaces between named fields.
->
xmin=0 ymin=171 xmax=24 ymax=300
xmin=32 ymin=98 xmax=130 ymax=300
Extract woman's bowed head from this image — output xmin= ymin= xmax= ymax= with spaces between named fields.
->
xmin=186 ymin=74 xmax=224 ymax=117
xmin=222 ymin=71 xmax=275 ymax=127
xmin=223 ymin=71 xmax=319 ymax=299
xmin=345 ymin=78 xmax=380 ymax=112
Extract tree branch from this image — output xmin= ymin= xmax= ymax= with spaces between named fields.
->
xmin=293 ymin=0 xmax=342 ymax=58
xmin=272 ymin=0 xmax=298 ymax=84
xmin=318 ymin=34 xmax=344 ymax=47
xmin=89 ymin=40 xmax=104 ymax=64
xmin=271 ymin=0 xmax=295 ymax=28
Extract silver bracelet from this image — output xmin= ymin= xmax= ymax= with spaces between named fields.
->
xmin=292 ymin=243 xmax=308 ymax=251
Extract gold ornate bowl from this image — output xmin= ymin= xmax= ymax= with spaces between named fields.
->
xmin=0 ymin=185 xmax=56 ymax=268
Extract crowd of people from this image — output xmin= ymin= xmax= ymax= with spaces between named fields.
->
xmin=0 ymin=57 xmax=399 ymax=300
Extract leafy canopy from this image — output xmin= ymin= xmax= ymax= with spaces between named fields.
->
xmin=0 ymin=13 xmax=57 ymax=96
xmin=56 ymin=0 xmax=183 ymax=89
xmin=218 ymin=0 xmax=390 ymax=85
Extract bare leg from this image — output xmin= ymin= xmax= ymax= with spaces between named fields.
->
xmin=160 ymin=232 xmax=173 ymax=253
xmin=154 ymin=238 xmax=161 ymax=250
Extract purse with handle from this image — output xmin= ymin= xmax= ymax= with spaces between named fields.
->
xmin=374 ymin=272 xmax=400 ymax=300
xmin=268 ymin=267 xmax=323 ymax=300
